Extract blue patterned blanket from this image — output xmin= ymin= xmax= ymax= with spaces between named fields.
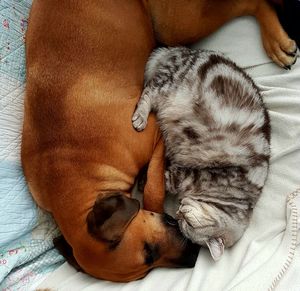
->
xmin=0 ymin=1 xmax=64 ymax=290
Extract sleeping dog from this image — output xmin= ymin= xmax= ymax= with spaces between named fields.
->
xmin=22 ymin=0 xmax=297 ymax=282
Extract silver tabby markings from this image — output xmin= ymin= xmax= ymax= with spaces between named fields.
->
xmin=132 ymin=47 xmax=270 ymax=260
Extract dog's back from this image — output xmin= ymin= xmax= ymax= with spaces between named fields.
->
xmin=23 ymin=0 xmax=159 ymax=216
xmin=22 ymin=1 xmax=202 ymax=282
xmin=22 ymin=0 xmax=167 ymax=265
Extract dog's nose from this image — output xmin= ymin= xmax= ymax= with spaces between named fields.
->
xmin=162 ymin=213 xmax=178 ymax=226
xmin=170 ymin=239 xmax=200 ymax=268
xmin=181 ymin=240 xmax=200 ymax=267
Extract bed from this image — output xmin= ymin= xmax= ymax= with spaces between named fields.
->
xmin=0 ymin=1 xmax=299 ymax=290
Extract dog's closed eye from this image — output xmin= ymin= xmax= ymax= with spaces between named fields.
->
xmin=144 ymin=242 xmax=160 ymax=265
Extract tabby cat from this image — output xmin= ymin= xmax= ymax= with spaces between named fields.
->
xmin=132 ymin=47 xmax=270 ymax=260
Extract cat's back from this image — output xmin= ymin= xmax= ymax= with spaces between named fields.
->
xmin=150 ymin=47 xmax=265 ymax=128
xmin=150 ymin=47 xmax=270 ymax=168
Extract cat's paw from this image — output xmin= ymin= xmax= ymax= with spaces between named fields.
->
xmin=132 ymin=110 xmax=148 ymax=131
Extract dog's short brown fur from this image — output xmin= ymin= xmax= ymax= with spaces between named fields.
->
xmin=22 ymin=0 xmax=296 ymax=282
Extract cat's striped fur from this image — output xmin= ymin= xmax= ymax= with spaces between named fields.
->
xmin=132 ymin=47 xmax=270 ymax=260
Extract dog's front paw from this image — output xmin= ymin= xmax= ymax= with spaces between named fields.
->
xmin=262 ymin=30 xmax=298 ymax=69
xmin=132 ymin=110 xmax=148 ymax=131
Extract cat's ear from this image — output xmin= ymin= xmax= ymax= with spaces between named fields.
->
xmin=206 ymin=238 xmax=224 ymax=261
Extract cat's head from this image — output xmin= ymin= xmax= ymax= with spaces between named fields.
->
xmin=166 ymin=164 xmax=246 ymax=260
xmin=176 ymin=196 xmax=245 ymax=261
xmin=176 ymin=197 xmax=224 ymax=260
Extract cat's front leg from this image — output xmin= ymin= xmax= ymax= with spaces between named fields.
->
xmin=132 ymin=87 xmax=153 ymax=132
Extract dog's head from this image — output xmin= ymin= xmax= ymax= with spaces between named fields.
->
xmin=72 ymin=192 xmax=199 ymax=282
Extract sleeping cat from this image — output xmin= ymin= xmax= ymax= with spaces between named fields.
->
xmin=132 ymin=47 xmax=271 ymax=260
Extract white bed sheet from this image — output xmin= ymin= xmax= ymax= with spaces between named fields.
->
xmin=37 ymin=17 xmax=300 ymax=291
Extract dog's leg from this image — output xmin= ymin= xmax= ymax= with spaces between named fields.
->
xmin=255 ymin=0 xmax=297 ymax=69
xmin=148 ymin=0 xmax=297 ymax=68
xmin=143 ymin=136 xmax=165 ymax=213
xmin=148 ymin=0 xmax=260 ymax=45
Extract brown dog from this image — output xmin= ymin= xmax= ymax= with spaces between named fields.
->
xmin=22 ymin=0 xmax=297 ymax=282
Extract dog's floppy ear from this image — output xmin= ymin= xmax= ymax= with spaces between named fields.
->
xmin=87 ymin=193 xmax=140 ymax=246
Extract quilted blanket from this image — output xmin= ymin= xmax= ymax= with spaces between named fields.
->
xmin=0 ymin=1 xmax=64 ymax=290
